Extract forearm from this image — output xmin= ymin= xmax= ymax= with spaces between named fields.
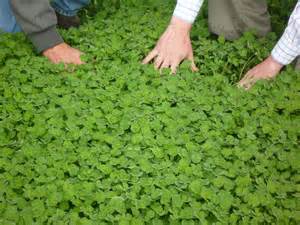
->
xmin=10 ymin=0 xmax=63 ymax=53
xmin=173 ymin=0 xmax=204 ymax=24
xmin=271 ymin=2 xmax=300 ymax=65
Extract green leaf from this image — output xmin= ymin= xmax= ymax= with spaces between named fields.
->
xmin=190 ymin=180 xmax=202 ymax=195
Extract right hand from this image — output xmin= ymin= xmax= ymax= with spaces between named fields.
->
xmin=142 ymin=16 xmax=198 ymax=74
xmin=238 ymin=55 xmax=283 ymax=90
xmin=42 ymin=43 xmax=84 ymax=65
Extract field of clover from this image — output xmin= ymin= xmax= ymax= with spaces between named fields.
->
xmin=0 ymin=0 xmax=299 ymax=224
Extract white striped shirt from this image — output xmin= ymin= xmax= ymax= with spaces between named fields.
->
xmin=173 ymin=0 xmax=203 ymax=24
xmin=173 ymin=0 xmax=300 ymax=65
xmin=271 ymin=1 xmax=300 ymax=65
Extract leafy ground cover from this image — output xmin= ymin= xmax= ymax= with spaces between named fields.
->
xmin=0 ymin=1 xmax=299 ymax=224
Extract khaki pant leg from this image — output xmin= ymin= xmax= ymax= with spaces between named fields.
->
xmin=208 ymin=0 xmax=241 ymax=40
xmin=233 ymin=0 xmax=271 ymax=37
xmin=208 ymin=0 xmax=271 ymax=40
xmin=295 ymin=57 xmax=300 ymax=70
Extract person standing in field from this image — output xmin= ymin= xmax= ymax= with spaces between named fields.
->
xmin=143 ymin=0 xmax=300 ymax=89
xmin=0 ymin=0 xmax=89 ymax=65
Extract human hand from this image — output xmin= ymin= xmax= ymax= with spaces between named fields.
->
xmin=142 ymin=16 xmax=198 ymax=74
xmin=42 ymin=43 xmax=84 ymax=65
xmin=238 ymin=56 xmax=283 ymax=90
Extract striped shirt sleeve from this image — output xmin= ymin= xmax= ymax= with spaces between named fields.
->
xmin=271 ymin=1 xmax=300 ymax=65
xmin=173 ymin=0 xmax=204 ymax=24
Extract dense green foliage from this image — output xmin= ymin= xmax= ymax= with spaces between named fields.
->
xmin=0 ymin=0 xmax=299 ymax=224
xmin=267 ymin=0 xmax=298 ymax=34
xmin=82 ymin=0 xmax=297 ymax=35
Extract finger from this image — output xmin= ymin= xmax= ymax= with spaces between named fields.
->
xmin=187 ymin=53 xmax=199 ymax=72
xmin=142 ymin=49 xmax=158 ymax=64
xmin=76 ymin=59 xmax=85 ymax=65
xmin=159 ymin=60 xmax=170 ymax=74
xmin=170 ymin=64 xmax=177 ymax=74
xmin=187 ymin=52 xmax=194 ymax=61
xmin=71 ymin=51 xmax=84 ymax=65
xmin=71 ymin=56 xmax=81 ymax=65
xmin=238 ymin=71 xmax=254 ymax=86
xmin=76 ymin=54 xmax=85 ymax=65
xmin=78 ymin=52 xmax=86 ymax=65
xmin=191 ymin=60 xmax=199 ymax=72
xmin=160 ymin=60 xmax=170 ymax=69
xmin=238 ymin=78 xmax=252 ymax=89
xmin=170 ymin=58 xmax=181 ymax=74
xmin=65 ymin=55 xmax=84 ymax=65
xmin=244 ymin=78 xmax=258 ymax=90
xmin=53 ymin=58 xmax=60 ymax=64
xmin=46 ymin=54 xmax=59 ymax=64
xmin=154 ymin=55 xmax=164 ymax=70
xmin=241 ymin=73 xmax=255 ymax=85
xmin=238 ymin=73 xmax=257 ymax=90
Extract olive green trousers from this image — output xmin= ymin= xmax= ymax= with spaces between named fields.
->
xmin=295 ymin=58 xmax=300 ymax=70
xmin=207 ymin=0 xmax=300 ymax=70
xmin=208 ymin=0 xmax=271 ymax=40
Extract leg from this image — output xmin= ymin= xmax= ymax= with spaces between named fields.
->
xmin=208 ymin=0 xmax=241 ymax=40
xmin=0 ymin=0 xmax=21 ymax=33
xmin=233 ymin=0 xmax=271 ymax=37
xmin=51 ymin=0 xmax=91 ymax=29
xmin=51 ymin=0 xmax=91 ymax=16
xmin=208 ymin=0 xmax=271 ymax=40
xmin=295 ymin=57 xmax=300 ymax=70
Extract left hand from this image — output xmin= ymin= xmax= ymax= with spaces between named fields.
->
xmin=238 ymin=56 xmax=283 ymax=90
xmin=43 ymin=42 xmax=84 ymax=65
xmin=142 ymin=16 xmax=198 ymax=74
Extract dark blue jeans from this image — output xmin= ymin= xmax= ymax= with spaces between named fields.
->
xmin=0 ymin=0 xmax=90 ymax=33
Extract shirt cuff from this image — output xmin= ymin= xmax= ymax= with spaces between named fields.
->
xmin=173 ymin=0 xmax=203 ymax=24
xmin=271 ymin=31 xmax=300 ymax=65
xmin=27 ymin=26 xmax=64 ymax=53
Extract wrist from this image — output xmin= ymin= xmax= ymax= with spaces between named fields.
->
xmin=28 ymin=26 xmax=64 ymax=53
xmin=42 ymin=42 xmax=66 ymax=56
xmin=267 ymin=55 xmax=284 ymax=71
xmin=169 ymin=16 xmax=192 ymax=34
